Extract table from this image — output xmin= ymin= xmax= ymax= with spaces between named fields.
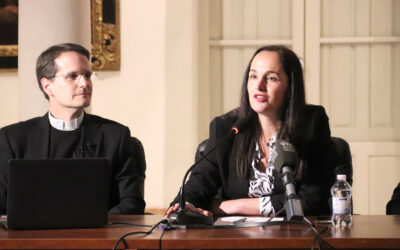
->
xmin=0 ymin=215 xmax=162 ymax=249
xmin=1 ymin=215 xmax=400 ymax=249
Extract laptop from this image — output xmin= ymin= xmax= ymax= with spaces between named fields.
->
xmin=7 ymin=158 xmax=110 ymax=230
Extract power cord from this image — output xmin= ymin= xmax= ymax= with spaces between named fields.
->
xmin=158 ymin=226 xmax=166 ymax=250
xmin=112 ymin=219 xmax=168 ymax=250
xmin=110 ymin=210 xmax=330 ymax=250
xmin=303 ymin=217 xmax=332 ymax=249
xmin=107 ymin=222 xmax=153 ymax=227
xmin=267 ymin=206 xmax=285 ymax=222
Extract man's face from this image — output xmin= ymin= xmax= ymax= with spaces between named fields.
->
xmin=44 ymin=51 xmax=93 ymax=115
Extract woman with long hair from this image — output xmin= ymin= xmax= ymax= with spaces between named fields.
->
xmin=167 ymin=45 xmax=337 ymax=217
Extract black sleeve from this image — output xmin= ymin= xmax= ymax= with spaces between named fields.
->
xmin=109 ymin=128 xmax=146 ymax=214
xmin=170 ymin=117 xmax=226 ymax=209
xmin=285 ymin=106 xmax=336 ymax=216
xmin=387 ymin=183 xmax=400 ymax=215
xmin=0 ymin=129 xmax=14 ymax=215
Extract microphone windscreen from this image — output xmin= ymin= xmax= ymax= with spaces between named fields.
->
xmin=271 ymin=140 xmax=298 ymax=172
xmin=231 ymin=115 xmax=252 ymax=135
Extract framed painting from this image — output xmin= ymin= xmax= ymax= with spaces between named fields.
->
xmin=91 ymin=0 xmax=120 ymax=71
xmin=0 ymin=0 xmax=18 ymax=72
xmin=0 ymin=0 xmax=120 ymax=72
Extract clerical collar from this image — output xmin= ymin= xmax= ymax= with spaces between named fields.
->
xmin=48 ymin=112 xmax=84 ymax=131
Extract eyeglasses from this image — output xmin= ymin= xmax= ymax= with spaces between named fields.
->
xmin=53 ymin=71 xmax=97 ymax=82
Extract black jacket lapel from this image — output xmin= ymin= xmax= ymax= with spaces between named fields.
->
xmin=81 ymin=114 xmax=103 ymax=158
xmin=33 ymin=114 xmax=51 ymax=158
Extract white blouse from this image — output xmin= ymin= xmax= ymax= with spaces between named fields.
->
xmin=248 ymin=134 xmax=279 ymax=216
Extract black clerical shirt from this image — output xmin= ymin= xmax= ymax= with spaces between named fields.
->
xmin=49 ymin=127 xmax=81 ymax=158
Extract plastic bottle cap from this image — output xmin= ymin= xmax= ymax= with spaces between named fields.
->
xmin=337 ymin=174 xmax=346 ymax=181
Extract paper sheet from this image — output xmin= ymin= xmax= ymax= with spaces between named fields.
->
xmin=213 ymin=216 xmax=284 ymax=226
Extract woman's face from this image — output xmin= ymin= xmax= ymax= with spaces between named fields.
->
xmin=247 ymin=51 xmax=288 ymax=118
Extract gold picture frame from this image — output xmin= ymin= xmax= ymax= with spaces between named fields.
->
xmin=0 ymin=45 xmax=17 ymax=72
xmin=0 ymin=0 xmax=18 ymax=72
xmin=0 ymin=45 xmax=17 ymax=57
xmin=0 ymin=0 xmax=120 ymax=72
xmin=91 ymin=0 xmax=120 ymax=71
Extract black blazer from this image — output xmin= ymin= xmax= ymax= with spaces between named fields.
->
xmin=172 ymin=105 xmax=337 ymax=216
xmin=0 ymin=113 xmax=146 ymax=215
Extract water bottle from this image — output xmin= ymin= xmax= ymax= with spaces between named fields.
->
xmin=331 ymin=174 xmax=352 ymax=227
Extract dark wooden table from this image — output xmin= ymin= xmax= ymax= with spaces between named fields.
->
xmin=0 ymin=215 xmax=163 ymax=249
xmin=1 ymin=215 xmax=400 ymax=249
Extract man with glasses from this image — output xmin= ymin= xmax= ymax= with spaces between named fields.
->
xmin=0 ymin=43 xmax=146 ymax=215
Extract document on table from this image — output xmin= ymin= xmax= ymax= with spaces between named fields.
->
xmin=213 ymin=216 xmax=284 ymax=226
xmin=0 ymin=215 xmax=7 ymax=229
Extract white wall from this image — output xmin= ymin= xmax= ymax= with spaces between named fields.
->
xmin=92 ymin=0 xmax=205 ymax=208
xmin=0 ymin=72 xmax=18 ymax=128
xmin=91 ymin=0 xmax=168 ymax=208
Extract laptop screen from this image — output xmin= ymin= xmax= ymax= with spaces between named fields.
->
xmin=7 ymin=158 xmax=110 ymax=230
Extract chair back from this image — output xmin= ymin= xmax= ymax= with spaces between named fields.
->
xmin=331 ymin=137 xmax=353 ymax=185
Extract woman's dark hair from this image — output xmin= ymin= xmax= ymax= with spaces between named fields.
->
xmin=36 ymin=43 xmax=90 ymax=100
xmin=234 ymin=45 xmax=306 ymax=178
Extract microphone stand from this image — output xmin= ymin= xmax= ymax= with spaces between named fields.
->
xmin=171 ymin=130 xmax=236 ymax=225
xmin=273 ymin=140 xmax=304 ymax=221
xmin=170 ymin=115 xmax=252 ymax=225
xmin=282 ymin=166 xmax=304 ymax=221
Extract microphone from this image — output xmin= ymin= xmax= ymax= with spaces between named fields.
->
xmin=169 ymin=115 xmax=252 ymax=225
xmin=270 ymin=140 xmax=304 ymax=221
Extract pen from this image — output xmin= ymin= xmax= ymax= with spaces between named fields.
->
xmin=233 ymin=218 xmax=247 ymax=224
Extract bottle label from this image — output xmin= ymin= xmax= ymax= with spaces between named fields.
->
xmin=332 ymin=197 xmax=351 ymax=214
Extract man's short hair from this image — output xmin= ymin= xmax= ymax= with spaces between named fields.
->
xmin=36 ymin=43 xmax=90 ymax=100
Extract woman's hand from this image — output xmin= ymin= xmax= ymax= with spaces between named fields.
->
xmin=164 ymin=203 xmax=213 ymax=218
xmin=211 ymin=198 xmax=260 ymax=216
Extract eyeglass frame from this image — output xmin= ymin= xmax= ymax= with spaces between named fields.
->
xmin=52 ymin=71 xmax=97 ymax=82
